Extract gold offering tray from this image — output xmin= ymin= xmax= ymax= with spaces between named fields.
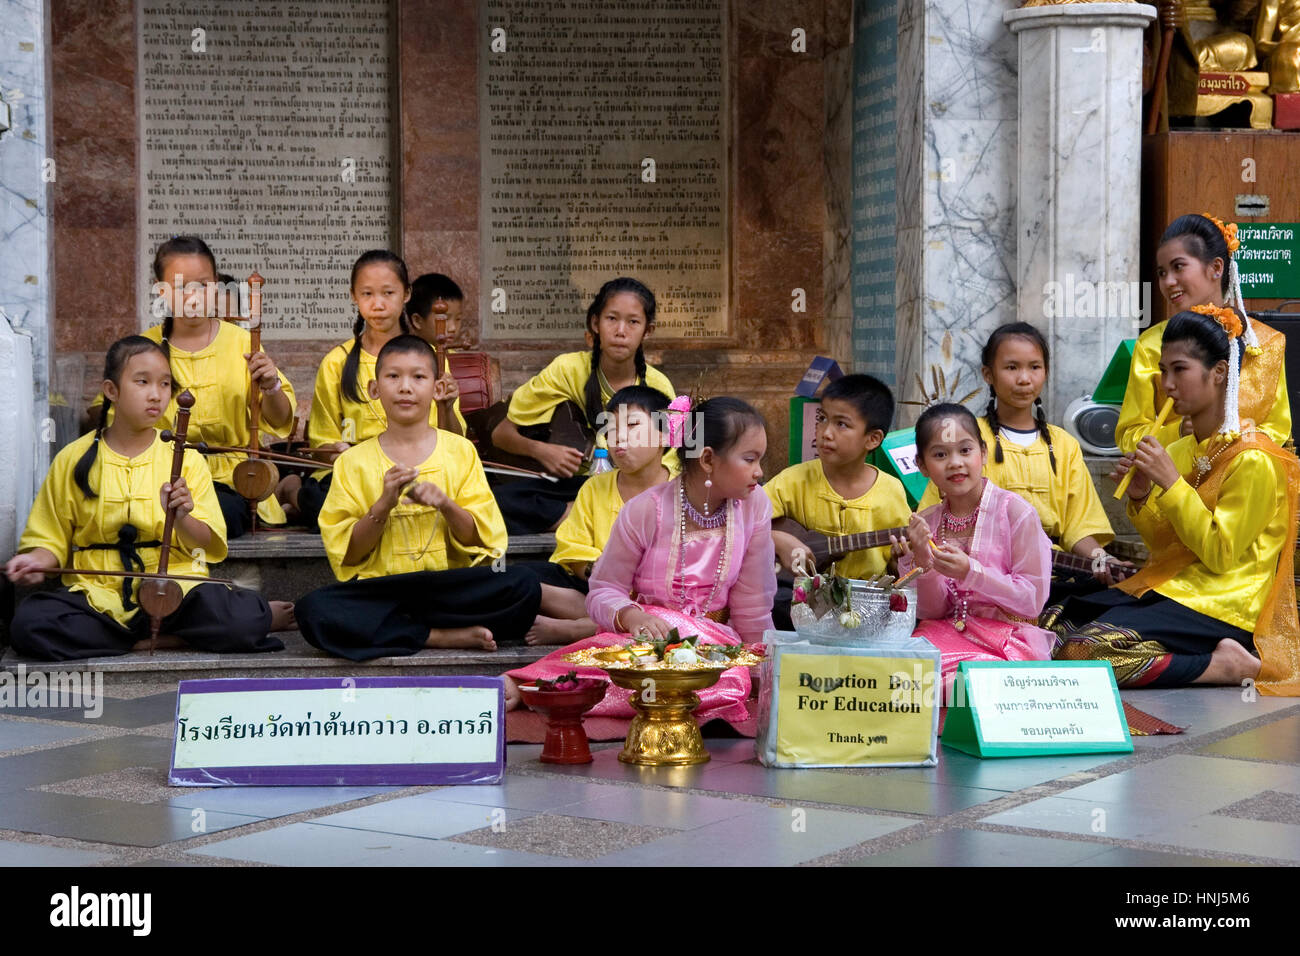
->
xmin=564 ymin=645 xmax=765 ymax=672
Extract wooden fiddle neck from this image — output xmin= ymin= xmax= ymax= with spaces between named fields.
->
xmin=432 ymin=301 xmax=452 ymax=430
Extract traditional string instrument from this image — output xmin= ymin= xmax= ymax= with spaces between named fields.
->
xmin=772 ymin=516 xmax=1139 ymax=584
xmin=474 ymin=399 xmax=596 ymax=479
xmin=431 ymin=301 xmax=454 ymax=432
xmin=136 ymin=389 xmax=196 ymax=653
xmin=230 ymin=271 xmax=281 ymax=506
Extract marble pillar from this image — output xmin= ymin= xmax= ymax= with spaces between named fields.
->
xmin=893 ymin=0 xmax=1019 ymax=423
xmin=1005 ymin=2 xmax=1156 ymax=418
xmin=1 ymin=0 xmax=52 ymax=552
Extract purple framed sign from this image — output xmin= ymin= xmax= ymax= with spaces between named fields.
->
xmin=169 ymin=676 xmax=505 ymax=787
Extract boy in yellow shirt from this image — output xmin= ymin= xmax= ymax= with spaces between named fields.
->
xmin=294 ymin=335 xmax=540 ymax=659
xmin=764 ymin=374 xmax=911 ymax=628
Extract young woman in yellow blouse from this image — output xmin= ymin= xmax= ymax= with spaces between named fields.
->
xmin=522 ymin=385 xmax=678 ymax=645
xmin=919 ymin=323 xmax=1119 ymax=595
xmin=6 ymin=337 xmax=284 ymax=660
xmin=98 ymin=238 xmax=298 ymax=539
xmin=1116 ymin=213 xmax=1291 ymax=452
xmin=294 ymin=336 xmax=540 ymax=660
xmin=1050 ymin=306 xmax=1300 ymax=693
xmin=489 ymin=277 xmax=674 ymax=534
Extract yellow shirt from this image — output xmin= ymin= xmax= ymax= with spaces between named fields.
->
xmin=919 ymin=417 xmax=1113 ymax=551
xmin=307 ymin=338 xmax=467 ymax=480
xmin=549 ymin=459 xmax=680 ymax=572
xmin=507 ymin=351 xmax=674 ymax=428
xmin=763 ymin=459 xmax=911 ymax=579
xmin=1116 ymin=320 xmax=1292 ymax=453
xmin=19 ymin=430 xmax=226 ymax=626
xmin=319 ymin=431 xmax=506 ymax=581
xmin=1129 ymin=435 xmax=1289 ymax=633
xmin=91 ymin=322 xmax=297 ymax=524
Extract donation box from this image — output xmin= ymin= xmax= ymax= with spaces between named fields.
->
xmin=756 ymin=634 xmax=941 ymax=768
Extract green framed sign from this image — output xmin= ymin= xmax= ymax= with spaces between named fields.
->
xmin=1235 ymin=223 xmax=1300 ymax=299
xmin=941 ymin=660 xmax=1133 ymax=758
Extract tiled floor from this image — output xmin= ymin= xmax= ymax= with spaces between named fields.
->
xmin=0 ymin=681 xmax=1294 ymax=865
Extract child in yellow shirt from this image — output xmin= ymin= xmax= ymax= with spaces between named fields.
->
xmin=489 ymin=277 xmax=674 ymax=534
xmin=404 ymin=272 xmax=467 ymax=436
xmin=96 ymin=237 xmax=298 ymax=539
xmin=6 ymin=336 xmax=284 ymax=660
xmin=294 ymin=335 xmax=541 ymax=660
xmin=764 ymin=374 xmax=911 ymax=629
xmin=522 ymin=385 xmax=678 ymax=645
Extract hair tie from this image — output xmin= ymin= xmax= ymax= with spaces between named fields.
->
xmin=665 ymin=394 xmax=691 ymax=448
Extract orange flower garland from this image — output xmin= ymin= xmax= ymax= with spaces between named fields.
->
xmin=1191 ymin=303 xmax=1243 ymax=339
xmin=1201 ymin=212 xmax=1240 ymax=254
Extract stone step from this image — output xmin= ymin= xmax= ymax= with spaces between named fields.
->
xmin=0 ymin=631 xmax=551 ymax=683
xmin=218 ymin=531 xmax=557 ymax=603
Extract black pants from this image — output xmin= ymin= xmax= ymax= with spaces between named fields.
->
xmin=515 ymin=560 xmax=589 ymax=595
xmin=492 ymin=476 xmax=587 ymax=535
xmin=295 ymin=566 xmax=542 ymax=661
xmin=215 ymin=482 xmax=253 ymax=540
xmin=294 ymin=474 xmax=332 ymax=532
xmin=9 ymin=585 xmax=280 ymax=662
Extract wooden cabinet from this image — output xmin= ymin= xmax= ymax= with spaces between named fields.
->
xmin=1142 ymin=131 xmax=1300 ymax=324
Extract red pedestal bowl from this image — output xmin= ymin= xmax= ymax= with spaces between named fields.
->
xmin=517 ymin=678 xmax=608 ymax=764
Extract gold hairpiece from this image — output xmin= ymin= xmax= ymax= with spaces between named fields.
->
xmin=899 ymin=363 xmax=981 ymax=409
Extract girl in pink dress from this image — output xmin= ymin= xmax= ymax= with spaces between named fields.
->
xmin=505 ymin=397 xmax=776 ymax=730
xmin=892 ymin=403 xmax=1054 ymax=697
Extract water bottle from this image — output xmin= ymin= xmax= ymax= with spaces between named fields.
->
xmin=589 ymin=447 xmax=613 ymax=475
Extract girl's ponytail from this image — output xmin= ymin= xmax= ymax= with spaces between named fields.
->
xmin=73 ymin=399 xmax=110 ymax=499
xmin=340 ymin=315 xmax=367 ymax=405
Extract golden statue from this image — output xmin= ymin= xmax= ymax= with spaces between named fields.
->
xmin=1181 ymin=0 xmax=1258 ymax=70
xmin=1253 ymin=0 xmax=1300 ymax=90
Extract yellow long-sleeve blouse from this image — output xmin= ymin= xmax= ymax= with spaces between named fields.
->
xmin=549 ymin=459 xmax=679 ymax=573
xmin=1128 ymin=434 xmax=1289 ymax=633
xmin=1116 ymin=320 xmax=1292 ymax=453
xmin=306 ymin=338 xmax=466 ymax=480
xmin=19 ymin=430 xmax=226 ymax=626
xmin=763 ymin=459 xmax=911 ymax=579
xmin=919 ymin=417 xmax=1113 ymax=551
xmin=319 ymin=431 xmax=506 ymax=581
xmin=506 ymin=351 xmax=674 ymax=428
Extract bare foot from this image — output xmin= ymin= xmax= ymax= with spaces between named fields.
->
xmin=524 ymin=615 xmax=594 ymax=646
xmin=1193 ymin=638 xmax=1262 ymax=685
xmin=276 ymin=473 xmax=302 ymax=511
xmin=504 ymin=675 xmax=523 ymax=711
xmin=131 ymin=633 xmax=186 ymax=651
xmin=426 ymin=625 xmax=497 ymax=650
xmin=269 ymin=601 xmax=296 ymax=632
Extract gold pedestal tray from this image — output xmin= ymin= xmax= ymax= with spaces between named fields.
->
xmin=565 ymin=643 xmax=766 ymax=767
xmin=604 ymin=667 xmax=722 ymax=766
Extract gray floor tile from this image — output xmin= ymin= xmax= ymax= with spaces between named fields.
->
xmin=842 ymin=828 xmax=1105 ymax=867
xmin=47 ymin=803 xmax=258 ymax=848
xmin=413 ymin=775 xmax=624 ymax=811
xmin=1144 ymin=816 xmax=1300 ymax=863
xmin=0 ymin=735 xmax=172 ymax=793
xmin=531 ymin=747 xmax=717 ymax=789
xmin=555 ymin=788 xmax=758 ymax=830
xmin=1074 ymin=847 xmax=1248 ymax=867
xmin=1199 ymin=715 xmax=1300 ymax=764
xmin=506 ymin=744 xmax=544 ymax=766
xmin=878 ymin=748 xmax=1118 ymax=792
xmin=1118 ymin=687 xmax=1296 ymax=740
xmin=1049 ymin=755 xmax=1300 ymax=810
xmin=699 ymin=762 xmax=1005 ymax=815
xmin=189 ymin=821 xmax=580 ymax=866
xmin=0 ymin=692 xmax=178 ymax=728
xmin=0 ymin=717 xmax=98 ymax=752
xmin=0 ymin=839 xmax=112 ymax=867
xmin=596 ymin=805 xmax=917 ymax=866
xmin=982 ymin=796 xmax=1173 ymax=840
xmin=166 ymin=786 xmax=399 ymax=820
xmin=312 ymin=796 xmax=537 ymax=839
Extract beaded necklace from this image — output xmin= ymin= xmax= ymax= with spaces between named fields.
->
xmin=1193 ymin=438 xmax=1233 ymax=487
xmin=937 ymin=499 xmax=979 ymax=632
xmin=677 ymin=479 xmax=729 ymax=614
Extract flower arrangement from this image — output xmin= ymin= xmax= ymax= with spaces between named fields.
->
xmin=790 ymin=565 xmax=920 ymax=642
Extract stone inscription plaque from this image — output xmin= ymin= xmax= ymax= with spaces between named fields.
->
xmin=137 ymin=0 xmax=393 ymax=339
xmin=479 ymin=0 xmax=729 ymax=340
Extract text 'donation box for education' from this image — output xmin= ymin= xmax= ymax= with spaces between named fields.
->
xmin=478 ymin=0 xmax=729 ymax=341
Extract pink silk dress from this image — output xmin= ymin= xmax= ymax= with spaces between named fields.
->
xmin=897 ymin=480 xmax=1054 ymax=693
xmin=507 ymin=476 xmax=777 ymax=727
